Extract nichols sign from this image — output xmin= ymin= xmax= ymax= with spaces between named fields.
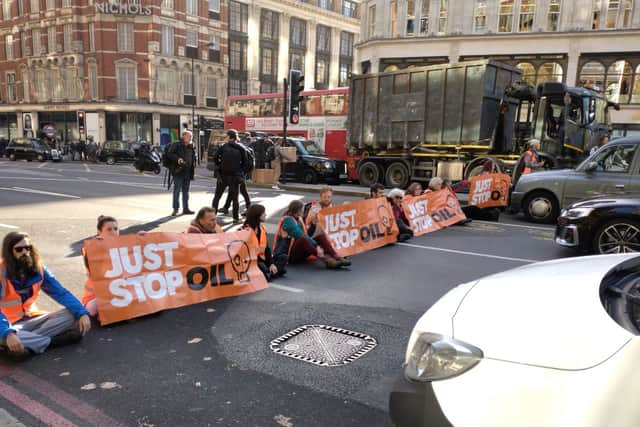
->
xmin=95 ymin=2 xmax=152 ymax=15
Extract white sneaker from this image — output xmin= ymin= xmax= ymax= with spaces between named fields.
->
xmin=271 ymin=184 xmax=281 ymax=190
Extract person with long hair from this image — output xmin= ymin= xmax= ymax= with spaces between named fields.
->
xmin=0 ymin=232 xmax=90 ymax=360
xmin=274 ymin=200 xmax=347 ymax=269
xmin=242 ymin=204 xmax=287 ymax=281
xmin=405 ymin=182 xmax=423 ymax=198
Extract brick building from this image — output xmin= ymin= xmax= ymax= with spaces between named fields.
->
xmin=0 ymin=0 xmax=227 ymax=146
xmin=226 ymin=0 xmax=361 ymax=96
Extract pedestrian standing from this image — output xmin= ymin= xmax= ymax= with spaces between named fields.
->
xmin=522 ymin=140 xmax=545 ymax=175
xmin=70 ymin=141 xmax=76 ymax=161
xmin=167 ymin=130 xmax=196 ymax=216
xmin=211 ymin=130 xmax=247 ymax=224
xmin=269 ymin=138 xmax=283 ymax=190
xmin=0 ymin=232 xmax=91 ymax=361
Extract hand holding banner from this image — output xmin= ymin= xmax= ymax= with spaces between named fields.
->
xmin=468 ymin=173 xmax=512 ymax=209
xmin=317 ymin=198 xmax=398 ymax=257
xmin=84 ymin=231 xmax=268 ymax=325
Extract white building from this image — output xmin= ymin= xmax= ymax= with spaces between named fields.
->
xmin=227 ymin=0 xmax=361 ymax=95
xmin=358 ymin=0 xmax=640 ymax=135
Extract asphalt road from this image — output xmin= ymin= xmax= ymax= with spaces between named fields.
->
xmin=0 ymin=158 xmax=577 ymax=427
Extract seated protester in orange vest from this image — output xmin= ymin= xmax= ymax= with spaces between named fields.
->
xmin=523 ymin=139 xmax=545 ymax=175
xmin=186 ymin=207 xmax=224 ymax=234
xmin=242 ymin=204 xmax=287 ymax=281
xmin=82 ymin=215 xmax=148 ymax=316
xmin=1 ymin=232 xmax=90 ymax=361
xmin=405 ymin=182 xmax=423 ymax=198
xmin=388 ymin=188 xmax=414 ymax=242
xmin=274 ymin=200 xmax=347 ymax=269
xmin=366 ymin=183 xmax=385 ymax=200
xmin=424 ymin=177 xmax=443 ymax=193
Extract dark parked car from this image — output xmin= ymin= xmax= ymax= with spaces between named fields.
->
xmin=97 ymin=141 xmax=137 ymax=165
xmin=277 ymin=137 xmax=348 ymax=184
xmin=555 ymin=194 xmax=640 ymax=254
xmin=5 ymin=138 xmax=62 ymax=162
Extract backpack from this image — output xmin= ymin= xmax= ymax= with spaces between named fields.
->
xmin=243 ymin=146 xmax=255 ymax=174
xmin=266 ymin=143 xmax=276 ymax=162
xmin=162 ymin=142 xmax=176 ymax=169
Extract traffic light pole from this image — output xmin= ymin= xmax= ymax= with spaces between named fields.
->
xmin=282 ymin=77 xmax=288 ymax=184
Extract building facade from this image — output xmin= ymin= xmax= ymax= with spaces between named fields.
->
xmin=0 ymin=0 xmax=227 ymax=146
xmin=226 ymin=0 xmax=361 ymax=95
xmin=358 ymin=0 xmax=640 ymax=135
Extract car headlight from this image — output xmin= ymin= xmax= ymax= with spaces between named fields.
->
xmin=405 ymin=333 xmax=483 ymax=382
xmin=563 ymin=207 xmax=594 ymax=219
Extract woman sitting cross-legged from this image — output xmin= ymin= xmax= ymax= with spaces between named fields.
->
xmin=241 ymin=204 xmax=287 ymax=281
xmin=387 ymin=188 xmax=414 ymax=242
xmin=274 ymin=200 xmax=347 ymax=269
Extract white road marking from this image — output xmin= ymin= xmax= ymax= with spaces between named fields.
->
xmin=83 ymin=163 xmax=91 ymax=172
xmin=0 ymin=223 xmax=19 ymax=229
xmin=0 ymin=408 xmax=26 ymax=427
xmin=0 ymin=186 xmax=81 ymax=199
xmin=37 ymin=162 xmax=47 ymax=169
xmin=397 ymin=242 xmax=540 ymax=263
xmin=474 ymin=220 xmax=553 ymax=231
xmin=270 ymin=283 xmax=305 ymax=293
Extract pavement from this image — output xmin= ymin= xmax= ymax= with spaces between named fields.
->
xmin=0 ymin=158 xmax=577 ymax=426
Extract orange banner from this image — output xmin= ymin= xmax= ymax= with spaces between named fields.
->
xmin=317 ymin=198 xmax=399 ymax=257
xmin=468 ymin=173 xmax=512 ymax=209
xmin=403 ymin=190 xmax=467 ymax=236
xmin=83 ymin=231 xmax=268 ymax=325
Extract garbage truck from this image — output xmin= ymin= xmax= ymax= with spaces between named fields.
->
xmin=347 ymin=59 xmax=615 ymax=188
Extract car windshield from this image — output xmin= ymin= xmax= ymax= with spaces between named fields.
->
xmin=294 ymin=139 xmax=324 ymax=156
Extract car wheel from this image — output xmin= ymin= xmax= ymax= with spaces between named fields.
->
xmin=9 ymin=153 xmax=16 ymax=161
xmin=106 ymin=156 xmax=116 ymax=165
xmin=154 ymin=165 xmax=161 ymax=175
xmin=523 ymin=191 xmax=559 ymax=224
xmin=357 ymin=161 xmax=382 ymax=187
xmin=593 ymin=219 xmax=640 ymax=254
xmin=37 ymin=154 xmax=45 ymax=162
xmin=385 ymin=162 xmax=410 ymax=188
xmin=303 ymin=169 xmax=319 ymax=184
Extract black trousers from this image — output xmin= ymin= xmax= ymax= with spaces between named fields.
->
xmin=223 ymin=178 xmax=250 ymax=211
xmin=212 ymin=175 xmax=241 ymax=219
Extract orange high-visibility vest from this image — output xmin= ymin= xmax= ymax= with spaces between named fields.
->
xmin=80 ymin=246 xmax=96 ymax=307
xmin=273 ymin=216 xmax=307 ymax=256
xmin=242 ymin=225 xmax=268 ymax=260
xmin=0 ymin=260 xmax=46 ymax=324
xmin=523 ymin=150 xmax=537 ymax=175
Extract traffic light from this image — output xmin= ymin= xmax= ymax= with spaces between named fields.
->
xmin=77 ymin=111 xmax=86 ymax=141
xmin=289 ymin=69 xmax=304 ymax=125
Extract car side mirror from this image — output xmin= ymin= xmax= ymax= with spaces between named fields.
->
xmin=584 ymin=161 xmax=598 ymax=173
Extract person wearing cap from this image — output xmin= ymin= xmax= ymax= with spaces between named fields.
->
xmin=211 ymin=130 xmax=247 ymax=224
xmin=167 ymin=130 xmax=196 ymax=216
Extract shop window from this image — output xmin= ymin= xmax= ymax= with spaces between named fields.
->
xmin=536 ymin=62 xmax=563 ymax=84
xmin=516 ymin=62 xmax=536 ymax=84
xmin=579 ymin=61 xmax=606 ymax=92
xmin=605 ymin=60 xmax=632 ymax=103
xmin=633 ymin=65 xmax=640 ymax=103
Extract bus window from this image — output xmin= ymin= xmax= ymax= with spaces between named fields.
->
xmin=261 ymin=98 xmax=274 ymax=116
xmin=273 ymin=98 xmax=284 ymax=116
xmin=323 ymin=94 xmax=346 ymax=115
xmin=302 ymin=95 xmax=323 ymax=115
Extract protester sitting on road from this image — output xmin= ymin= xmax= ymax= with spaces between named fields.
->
xmin=242 ymin=204 xmax=287 ymax=281
xmin=367 ymin=183 xmax=385 ymax=199
xmin=187 ymin=207 xmax=224 ymax=234
xmin=388 ymin=189 xmax=413 ymax=242
xmin=449 ymin=161 xmax=497 ymax=223
xmin=405 ymin=183 xmax=423 ymax=198
xmin=425 ymin=177 xmax=444 ymax=193
xmin=1 ymin=232 xmax=90 ymax=361
xmin=305 ymin=186 xmax=334 ymax=226
xmin=274 ymin=200 xmax=346 ymax=269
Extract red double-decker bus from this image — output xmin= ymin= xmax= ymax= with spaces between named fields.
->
xmin=224 ymin=88 xmax=357 ymax=180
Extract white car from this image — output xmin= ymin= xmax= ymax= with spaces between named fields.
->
xmin=390 ymin=254 xmax=640 ymax=427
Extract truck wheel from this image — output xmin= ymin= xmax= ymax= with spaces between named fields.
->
xmin=523 ymin=190 xmax=559 ymax=224
xmin=385 ymin=162 xmax=410 ymax=188
xmin=357 ymin=161 xmax=382 ymax=187
xmin=465 ymin=157 xmax=500 ymax=179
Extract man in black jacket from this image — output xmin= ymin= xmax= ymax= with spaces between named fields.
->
xmin=211 ymin=130 xmax=246 ymax=224
xmin=167 ymin=130 xmax=196 ymax=216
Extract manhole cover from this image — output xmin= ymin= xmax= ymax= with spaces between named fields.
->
xmin=270 ymin=325 xmax=377 ymax=367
